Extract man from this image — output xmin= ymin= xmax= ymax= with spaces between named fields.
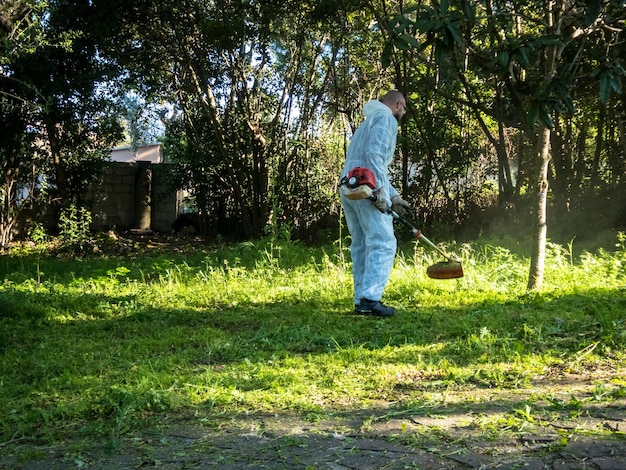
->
xmin=339 ymin=90 xmax=412 ymax=317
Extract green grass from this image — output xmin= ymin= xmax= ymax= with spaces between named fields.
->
xmin=1 ymin=233 xmax=625 ymax=447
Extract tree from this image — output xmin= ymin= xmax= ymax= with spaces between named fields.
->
xmin=15 ymin=0 xmax=123 ymax=204
xmin=385 ymin=0 xmax=625 ymax=289
xmin=0 ymin=1 xmax=48 ymax=245
xmin=1 ymin=0 xmax=125 ymax=243
xmin=121 ymin=0 xmax=373 ymax=239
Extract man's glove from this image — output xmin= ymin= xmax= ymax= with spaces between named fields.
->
xmin=373 ymin=196 xmax=390 ymax=213
xmin=391 ymin=195 xmax=412 ymax=216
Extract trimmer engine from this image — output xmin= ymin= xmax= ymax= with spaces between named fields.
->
xmin=342 ymin=167 xmax=377 ymax=189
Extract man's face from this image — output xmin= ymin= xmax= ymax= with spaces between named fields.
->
xmin=393 ymin=100 xmax=407 ymax=122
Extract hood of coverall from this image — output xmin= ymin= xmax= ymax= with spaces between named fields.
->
xmin=362 ymin=100 xmax=392 ymax=119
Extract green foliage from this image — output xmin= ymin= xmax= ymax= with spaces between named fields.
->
xmin=58 ymin=203 xmax=92 ymax=247
xmin=591 ymin=47 xmax=625 ymax=104
xmin=28 ymin=222 xmax=48 ymax=245
xmin=1 ymin=0 xmax=125 ymax=246
xmin=0 ymin=235 xmax=625 ymax=447
xmin=3 ymin=0 xmax=625 ymax=253
xmin=149 ymin=0 xmax=358 ymax=239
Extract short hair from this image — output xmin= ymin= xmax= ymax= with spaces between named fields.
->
xmin=381 ymin=90 xmax=405 ymax=105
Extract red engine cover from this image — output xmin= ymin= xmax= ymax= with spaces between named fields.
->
xmin=347 ymin=167 xmax=377 ymax=189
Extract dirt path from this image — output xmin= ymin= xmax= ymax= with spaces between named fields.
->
xmin=3 ymin=411 xmax=625 ymax=469
xmin=4 ymin=374 xmax=626 ymax=469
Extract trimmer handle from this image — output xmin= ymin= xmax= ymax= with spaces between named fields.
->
xmin=388 ymin=209 xmax=460 ymax=263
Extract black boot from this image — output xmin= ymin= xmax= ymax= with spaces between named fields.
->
xmin=355 ymin=299 xmax=396 ymax=317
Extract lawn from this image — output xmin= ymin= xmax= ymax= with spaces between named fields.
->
xmin=1 ymin=231 xmax=625 ymax=463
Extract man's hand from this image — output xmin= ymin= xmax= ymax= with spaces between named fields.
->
xmin=391 ymin=195 xmax=412 ymax=216
xmin=373 ymin=197 xmax=390 ymax=213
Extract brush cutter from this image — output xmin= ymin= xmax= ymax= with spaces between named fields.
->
xmin=339 ymin=168 xmax=463 ymax=279
xmin=389 ymin=209 xmax=464 ymax=279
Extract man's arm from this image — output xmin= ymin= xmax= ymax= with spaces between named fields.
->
xmin=365 ymin=114 xmax=397 ymax=209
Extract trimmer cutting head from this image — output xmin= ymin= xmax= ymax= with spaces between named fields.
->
xmin=388 ymin=209 xmax=465 ymax=280
xmin=426 ymin=260 xmax=464 ymax=279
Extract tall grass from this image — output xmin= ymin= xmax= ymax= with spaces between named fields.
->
xmin=1 ymin=233 xmax=625 ymax=446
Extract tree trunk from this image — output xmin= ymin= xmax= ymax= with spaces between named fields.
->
xmin=616 ymin=114 xmax=626 ymax=183
xmin=590 ymin=105 xmax=605 ymax=184
xmin=527 ymin=124 xmax=551 ymax=290
xmin=496 ymin=121 xmax=514 ymax=204
xmin=550 ymin=114 xmax=571 ymax=212
xmin=572 ymin=120 xmax=587 ymax=190
xmin=44 ymin=119 xmax=70 ymax=202
xmin=0 ymin=170 xmax=17 ymax=248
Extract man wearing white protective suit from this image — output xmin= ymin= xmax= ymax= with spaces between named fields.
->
xmin=339 ymin=90 xmax=412 ymax=317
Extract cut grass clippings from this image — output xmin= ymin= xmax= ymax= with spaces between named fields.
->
xmin=1 ymin=233 xmax=625 ymax=450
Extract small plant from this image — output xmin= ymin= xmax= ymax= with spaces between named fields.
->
xmin=28 ymin=222 xmax=48 ymax=245
xmin=58 ymin=203 xmax=92 ymax=248
xmin=514 ymin=404 xmax=535 ymax=423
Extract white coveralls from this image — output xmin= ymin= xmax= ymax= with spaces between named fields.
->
xmin=340 ymin=100 xmax=400 ymax=304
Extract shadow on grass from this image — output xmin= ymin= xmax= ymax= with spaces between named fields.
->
xmin=1 ymin=286 xmax=625 ymax=450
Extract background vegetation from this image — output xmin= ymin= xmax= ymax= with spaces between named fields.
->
xmin=2 ymin=2 xmax=624 ymax=244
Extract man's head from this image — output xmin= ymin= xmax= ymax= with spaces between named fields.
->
xmin=381 ymin=90 xmax=407 ymax=122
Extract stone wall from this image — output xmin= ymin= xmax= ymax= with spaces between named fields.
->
xmin=86 ymin=162 xmax=180 ymax=233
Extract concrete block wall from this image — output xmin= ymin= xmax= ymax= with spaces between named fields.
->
xmin=86 ymin=162 xmax=179 ymax=233
xmin=151 ymin=164 xmax=181 ymax=233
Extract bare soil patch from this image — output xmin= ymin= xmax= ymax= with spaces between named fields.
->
xmin=4 ymin=373 xmax=625 ymax=469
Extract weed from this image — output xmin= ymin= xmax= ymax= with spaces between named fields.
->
xmin=58 ymin=203 xmax=92 ymax=248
